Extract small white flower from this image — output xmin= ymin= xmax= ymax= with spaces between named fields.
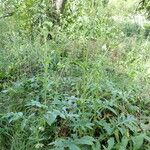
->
xmin=102 ymin=44 xmax=107 ymax=51
xmin=35 ymin=143 xmax=44 ymax=149
xmin=39 ymin=126 xmax=45 ymax=131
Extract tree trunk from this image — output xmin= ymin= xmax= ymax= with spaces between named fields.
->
xmin=53 ymin=0 xmax=67 ymax=13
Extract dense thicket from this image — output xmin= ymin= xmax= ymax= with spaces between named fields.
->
xmin=0 ymin=0 xmax=150 ymax=150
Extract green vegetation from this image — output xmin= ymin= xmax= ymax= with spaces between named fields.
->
xmin=138 ymin=0 xmax=150 ymax=18
xmin=0 ymin=0 xmax=150 ymax=150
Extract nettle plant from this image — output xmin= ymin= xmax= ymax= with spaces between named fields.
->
xmin=0 ymin=1 xmax=150 ymax=150
xmin=0 ymin=72 xmax=150 ymax=150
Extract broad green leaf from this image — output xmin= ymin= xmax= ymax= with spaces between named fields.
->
xmin=3 ymin=112 xmax=23 ymax=123
xmin=59 ymin=112 xmax=66 ymax=119
xmin=53 ymin=148 xmax=64 ymax=150
xmin=132 ymin=134 xmax=145 ymax=150
xmin=53 ymin=109 xmax=66 ymax=119
xmin=44 ymin=112 xmax=57 ymax=126
xmin=68 ymin=143 xmax=81 ymax=150
xmin=144 ymin=135 xmax=150 ymax=142
xmin=119 ymin=136 xmax=129 ymax=150
xmin=105 ymin=106 xmax=117 ymax=115
xmin=10 ymin=112 xmax=23 ymax=123
xmin=107 ymin=137 xmax=115 ymax=150
xmin=49 ymin=138 xmax=65 ymax=148
xmin=92 ymin=140 xmax=101 ymax=150
xmin=118 ymin=115 xmax=136 ymax=126
xmin=49 ymin=139 xmax=80 ymax=150
xmin=103 ymin=123 xmax=113 ymax=135
xmin=141 ymin=122 xmax=150 ymax=131
xmin=21 ymin=118 xmax=28 ymax=130
xmin=26 ymin=100 xmax=48 ymax=109
xmin=98 ymin=120 xmax=113 ymax=135
xmin=75 ymin=136 xmax=95 ymax=145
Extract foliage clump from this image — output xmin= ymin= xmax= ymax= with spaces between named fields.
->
xmin=0 ymin=0 xmax=150 ymax=150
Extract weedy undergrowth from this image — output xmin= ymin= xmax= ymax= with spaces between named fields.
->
xmin=0 ymin=0 xmax=150 ymax=150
